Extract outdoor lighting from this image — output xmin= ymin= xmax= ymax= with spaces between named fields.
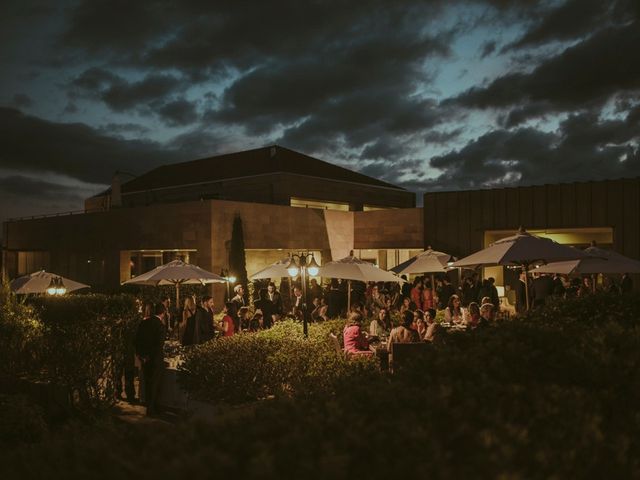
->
xmin=287 ymin=252 xmax=320 ymax=337
xmin=46 ymin=277 xmax=67 ymax=296
xmin=220 ymin=268 xmax=236 ymax=299
xmin=287 ymin=262 xmax=300 ymax=278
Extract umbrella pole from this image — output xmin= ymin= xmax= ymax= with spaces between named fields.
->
xmin=524 ymin=266 xmax=530 ymax=311
xmin=175 ymin=282 xmax=180 ymax=314
xmin=348 ymin=280 xmax=352 ymax=314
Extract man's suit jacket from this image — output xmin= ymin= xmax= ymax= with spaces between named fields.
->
xmin=264 ymin=291 xmax=283 ymax=316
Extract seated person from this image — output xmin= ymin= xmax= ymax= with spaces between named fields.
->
xmin=444 ymin=294 xmax=464 ymax=324
xmin=399 ymin=296 xmax=413 ymax=316
xmin=466 ymin=302 xmax=481 ymax=328
xmin=414 ymin=309 xmax=427 ymax=340
xmin=369 ymin=307 xmax=391 ymax=337
xmin=343 ymin=312 xmax=373 ymax=355
xmin=238 ymin=307 xmax=252 ymax=332
xmin=423 ymin=308 xmax=438 ymax=342
xmin=478 ymin=303 xmax=496 ymax=327
xmin=310 ymin=297 xmax=328 ymax=321
xmin=388 ymin=310 xmax=420 ymax=349
xmin=248 ymin=311 xmax=264 ymax=331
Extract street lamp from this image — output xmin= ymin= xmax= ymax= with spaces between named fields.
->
xmin=220 ymin=268 xmax=237 ymax=300
xmin=46 ymin=276 xmax=67 ymax=296
xmin=286 ymin=252 xmax=320 ymax=337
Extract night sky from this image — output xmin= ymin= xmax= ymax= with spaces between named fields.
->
xmin=1 ymin=0 xmax=639 ymax=222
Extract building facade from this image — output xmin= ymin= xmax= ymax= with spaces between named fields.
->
xmin=2 ymin=144 xmax=639 ymax=305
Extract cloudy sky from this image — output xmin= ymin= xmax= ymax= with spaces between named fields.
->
xmin=1 ymin=0 xmax=639 ymax=222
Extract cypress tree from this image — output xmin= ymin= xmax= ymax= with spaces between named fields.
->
xmin=228 ymin=214 xmax=248 ymax=300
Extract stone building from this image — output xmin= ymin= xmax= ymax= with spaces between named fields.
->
xmin=2 ymin=145 xmax=639 ymax=305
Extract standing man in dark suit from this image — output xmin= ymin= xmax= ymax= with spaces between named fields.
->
xmin=621 ymin=273 xmax=633 ymax=294
xmin=135 ymin=302 xmax=166 ymax=416
xmin=194 ymin=296 xmax=216 ymax=344
xmin=515 ymin=271 xmax=528 ymax=314
xmin=532 ymin=273 xmax=554 ymax=307
xmin=326 ymin=279 xmax=342 ymax=318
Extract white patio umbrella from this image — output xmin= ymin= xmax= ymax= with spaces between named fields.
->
xmin=320 ymin=254 xmax=405 ymax=311
xmin=391 ymin=247 xmax=456 ymax=302
xmin=10 ymin=270 xmax=90 ymax=295
xmin=452 ymin=227 xmax=589 ymax=309
xmin=534 ymin=245 xmax=640 ymax=275
xmin=391 ymin=247 xmax=455 ymax=275
xmin=249 ymin=257 xmax=292 ymax=280
xmin=122 ymin=259 xmax=226 ymax=306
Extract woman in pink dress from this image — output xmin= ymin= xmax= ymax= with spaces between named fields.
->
xmin=343 ymin=312 xmax=372 ymax=356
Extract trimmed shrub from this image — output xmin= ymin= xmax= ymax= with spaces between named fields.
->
xmin=0 ymin=286 xmax=44 ymax=377
xmin=29 ymin=294 xmax=140 ymax=411
xmin=2 ymin=293 xmax=640 ymax=478
xmin=0 ymin=394 xmax=48 ymax=444
xmin=179 ymin=319 xmax=377 ymax=404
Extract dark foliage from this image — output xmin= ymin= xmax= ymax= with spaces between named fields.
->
xmin=228 ymin=214 xmax=248 ymax=295
xmin=2 ymin=294 xmax=640 ymax=478
xmin=0 ymin=293 xmax=140 ymax=412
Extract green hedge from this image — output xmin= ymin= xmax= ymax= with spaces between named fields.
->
xmin=0 ymin=293 xmax=140 ymax=412
xmin=29 ymin=294 xmax=140 ymax=411
xmin=0 ymin=394 xmax=48 ymax=445
xmin=179 ymin=319 xmax=378 ymax=404
xmin=0 ymin=286 xmax=44 ymax=377
xmin=2 ymin=293 xmax=640 ymax=478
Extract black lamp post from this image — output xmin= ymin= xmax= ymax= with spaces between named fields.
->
xmin=286 ymin=252 xmax=320 ymax=337
xmin=46 ymin=276 xmax=67 ymax=296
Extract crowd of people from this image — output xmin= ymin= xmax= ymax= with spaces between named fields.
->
xmin=127 ymin=270 xmax=634 ymax=415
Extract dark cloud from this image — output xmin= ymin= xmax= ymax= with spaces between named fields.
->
xmin=157 ymin=99 xmax=199 ymax=126
xmin=99 ymin=122 xmax=151 ymax=136
xmin=507 ymin=0 xmax=637 ymax=50
xmin=212 ymin=32 xmax=450 ymax=132
xmin=71 ymin=68 xmax=196 ymax=125
xmin=62 ymin=0 xmax=177 ymax=53
xmin=479 ymin=40 xmax=496 ymax=58
xmin=359 ymin=158 xmax=423 ymax=183
xmin=167 ymin=128 xmax=231 ymax=159
xmin=277 ymin=94 xmax=447 ymax=158
xmin=71 ymin=67 xmax=120 ymax=91
xmin=423 ymin=128 xmax=464 ymax=145
xmin=424 ymin=108 xmax=640 ymax=191
xmin=11 ymin=93 xmax=32 ymax=108
xmin=0 ymin=107 xmax=181 ymax=184
xmin=450 ymin=22 xmax=640 ymax=121
xmin=101 ymin=74 xmax=183 ymax=112
xmin=0 ymin=175 xmax=84 ymax=201
xmin=0 ymin=174 xmax=88 ymax=223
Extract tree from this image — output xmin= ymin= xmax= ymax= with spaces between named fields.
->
xmin=228 ymin=215 xmax=248 ymax=301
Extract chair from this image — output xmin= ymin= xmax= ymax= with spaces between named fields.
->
xmin=328 ymin=333 xmax=346 ymax=359
xmin=389 ymin=342 xmax=429 ymax=373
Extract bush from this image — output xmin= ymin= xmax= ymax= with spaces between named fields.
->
xmin=0 ymin=394 xmax=48 ymax=444
xmin=0 ymin=285 xmax=44 ymax=377
xmin=3 ymin=293 xmax=640 ymax=478
xmin=179 ymin=319 xmax=377 ymax=404
xmin=28 ymin=294 xmax=140 ymax=411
